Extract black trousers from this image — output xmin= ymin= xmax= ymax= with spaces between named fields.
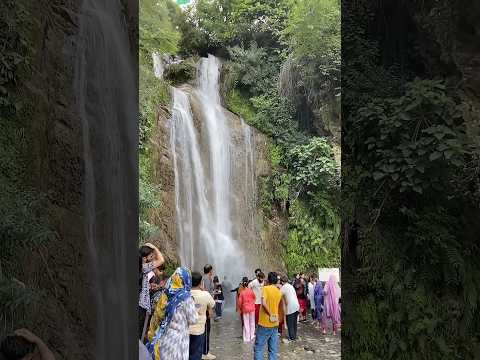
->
xmin=203 ymin=315 xmax=211 ymax=354
xmin=286 ymin=311 xmax=299 ymax=340
xmin=189 ymin=333 xmax=205 ymax=360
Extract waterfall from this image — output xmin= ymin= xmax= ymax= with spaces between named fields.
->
xmin=169 ymin=87 xmax=212 ymax=270
xmin=241 ymin=118 xmax=257 ymax=237
xmin=75 ymin=0 xmax=137 ymax=358
xmin=152 ymin=52 xmax=164 ymax=79
xmin=168 ymin=55 xmax=256 ymax=283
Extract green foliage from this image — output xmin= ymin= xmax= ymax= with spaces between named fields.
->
xmin=286 ymin=137 xmax=339 ymax=194
xmin=139 ymin=0 xmax=181 ymax=57
xmin=342 ymin=1 xmax=480 ymax=358
xmin=284 ymin=200 xmax=340 ymax=275
xmin=163 ymin=61 xmax=196 ymax=85
xmin=281 ymin=0 xmax=340 ymax=103
xmin=0 ymin=0 xmax=55 ymax=332
xmin=139 ymin=0 xmax=182 ymax=246
xmin=354 ymin=79 xmax=465 ymax=196
xmin=225 ymin=88 xmax=256 ymax=123
xmin=187 ymin=0 xmax=290 ymax=50
xmin=250 ymin=90 xmax=303 ymax=143
xmin=226 ymin=43 xmax=278 ymax=96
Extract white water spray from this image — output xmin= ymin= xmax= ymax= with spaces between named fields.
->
xmin=168 ymin=55 xmax=257 ymax=283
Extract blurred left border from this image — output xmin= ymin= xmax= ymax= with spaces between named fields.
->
xmin=0 ymin=1 xmax=139 ymax=359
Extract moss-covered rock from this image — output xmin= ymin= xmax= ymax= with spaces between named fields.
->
xmin=164 ymin=61 xmax=196 ymax=85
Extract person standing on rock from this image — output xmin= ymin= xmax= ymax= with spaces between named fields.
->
xmin=237 ymin=278 xmax=256 ymax=342
xmin=294 ymin=273 xmax=308 ymax=322
xmin=308 ymin=275 xmax=317 ymax=322
xmin=139 ymin=243 xmax=165 ymax=341
xmin=147 ymin=267 xmax=198 ymax=360
xmin=253 ymin=272 xmax=282 ymax=360
xmin=280 ymin=275 xmax=300 ymax=342
xmin=322 ymin=274 xmax=341 ymax=336
xmin=212 ymin=276 xmax=224 ymax=321
xmin=201 ymin=264 xmax=216 ymax=360
xmin=314 ymin=279 xmax=324 ymax=329
xmin=248 ymin=271 xmax=265 ymax=325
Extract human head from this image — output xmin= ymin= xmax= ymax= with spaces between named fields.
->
xmin=241 ymin=276 xmax=249 ymax=286
xmin=167 ymin=267 xmax=192 ymax=292
xmin=191 ymin=271 xmax=203 ymax=288
xmin=203 ymin=264 xmax=213 ymax=275
xmin=139 ymin=245 xmax=154 ymax=262
xmin=280 ymin=274 xmax=289 ymax=284
xmin=295 ymin=273 xmax=300 ymax=279
xmin=299 ymin=272 xmax=305 ymax=279
xmin=213 ymin=275 xmax=219 ymax=284
xmin=267 ymin=272 xmax=278 ymax=285
xmin=257 ymin=271 xmax=265 ymax=282
xmin=0 ymin=335 xmax=35 ymax=360
xmin=254 ymin=268 xmax=262 ymax=276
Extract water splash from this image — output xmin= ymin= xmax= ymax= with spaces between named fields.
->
xmin=169 ymin=55 xmax=254 ymax=283
xmin=152 ymin=52 xmax=164 ymax=79
xmin=75 ymin=0 xmax=137 ymax=358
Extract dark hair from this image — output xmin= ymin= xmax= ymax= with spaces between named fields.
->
xmin=203 ymin=264 xmax=213 ymax=274
xmin=254 ymin=268 xmax=262 ymax=274
xmin=0 ymin=336 xmax=35 ymax=360
xmin=280 ymin=274 xmax=289 ymax=284
xmin=241 ymin=276 xmax=249 ymax=283
xmin=257 ymin=271 xmax=265 ymax=279
xmin=213 ymin=276 xmax=219 ymax=283
xmin=139 ymin=246 xmax=154 ymax=258
xmin=267 ymin=272 xmax=278 ymax=285
xmin=191 ymin=271 xmax=203 ymax=287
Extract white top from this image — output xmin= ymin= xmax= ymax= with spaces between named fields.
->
xmin=189 ymin=289 xmax=215 ymax=335
xmin=308 ymin=282 xmax=315 ymax=310
xmin=281 ymin=283 xmax=300 ymax=315
xmin=248 ymin=278 xmax=264 ymax=305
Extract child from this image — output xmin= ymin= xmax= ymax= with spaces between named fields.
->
xmin=237 ymin=278 xmax=256 ymax=342
xmin=189 ymin=271 xmax=215 ymax=360
xmin=212 ymin=276 xmax=224 ymax=321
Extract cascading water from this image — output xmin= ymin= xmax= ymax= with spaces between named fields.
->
xmin=167 ymin=55 xmax=257 ymax=284
xmin=152 ymin=52 xmax=164 ymax=79
xmin=242 ymin=118 xmax=257 ymax=236
xmin=75 ymin=0 xmax=137 ymax=358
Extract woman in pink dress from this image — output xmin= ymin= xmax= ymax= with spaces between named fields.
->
xmin=322 ymin=275 xmax=341 ymax=335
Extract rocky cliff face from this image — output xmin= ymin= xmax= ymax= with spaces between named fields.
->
xmin=11 ymin=1 xmax=139 ymax=358
xmin=18 ymin=2 xmax=93 ymax=359
xmin=149 ymin=83 xmax=287 ymax=274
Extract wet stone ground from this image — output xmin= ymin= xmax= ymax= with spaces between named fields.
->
xmin=209 ymin=308 xmax=341 ymax=359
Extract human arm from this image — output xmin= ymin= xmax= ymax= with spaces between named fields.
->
xmin=144 ymin=243 xmax=165 ymax=268
xmin=207 ymin=294 xmax=215 ymax=318
xmin=260 ymin=288 xmax=272 ymax=316
xmin=15 ymin=329 xmax=55 ymax=360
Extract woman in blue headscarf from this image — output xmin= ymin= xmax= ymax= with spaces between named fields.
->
xmin=314 ymin=280 xmax=324 ymax=329
xmin=147 ymin=267 xmax=198 ymax=360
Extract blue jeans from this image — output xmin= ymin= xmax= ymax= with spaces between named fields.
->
xmin=253 ymin=325 xmax=279 ymax=360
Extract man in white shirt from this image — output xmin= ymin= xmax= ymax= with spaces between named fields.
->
xmin=280 ymin=275 xmax=300 ymax=341
xmin=248 ymin=271 xmax=265 ymax=325
xmin=308 ymin=275 xmax=317 ymax=322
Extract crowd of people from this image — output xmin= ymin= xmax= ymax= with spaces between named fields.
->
xmin=138 ymin=243 xmax=341 ymax=360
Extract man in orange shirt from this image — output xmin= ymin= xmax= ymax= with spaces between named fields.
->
xmin=253 ymin=272 xmax=283 ymax=360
